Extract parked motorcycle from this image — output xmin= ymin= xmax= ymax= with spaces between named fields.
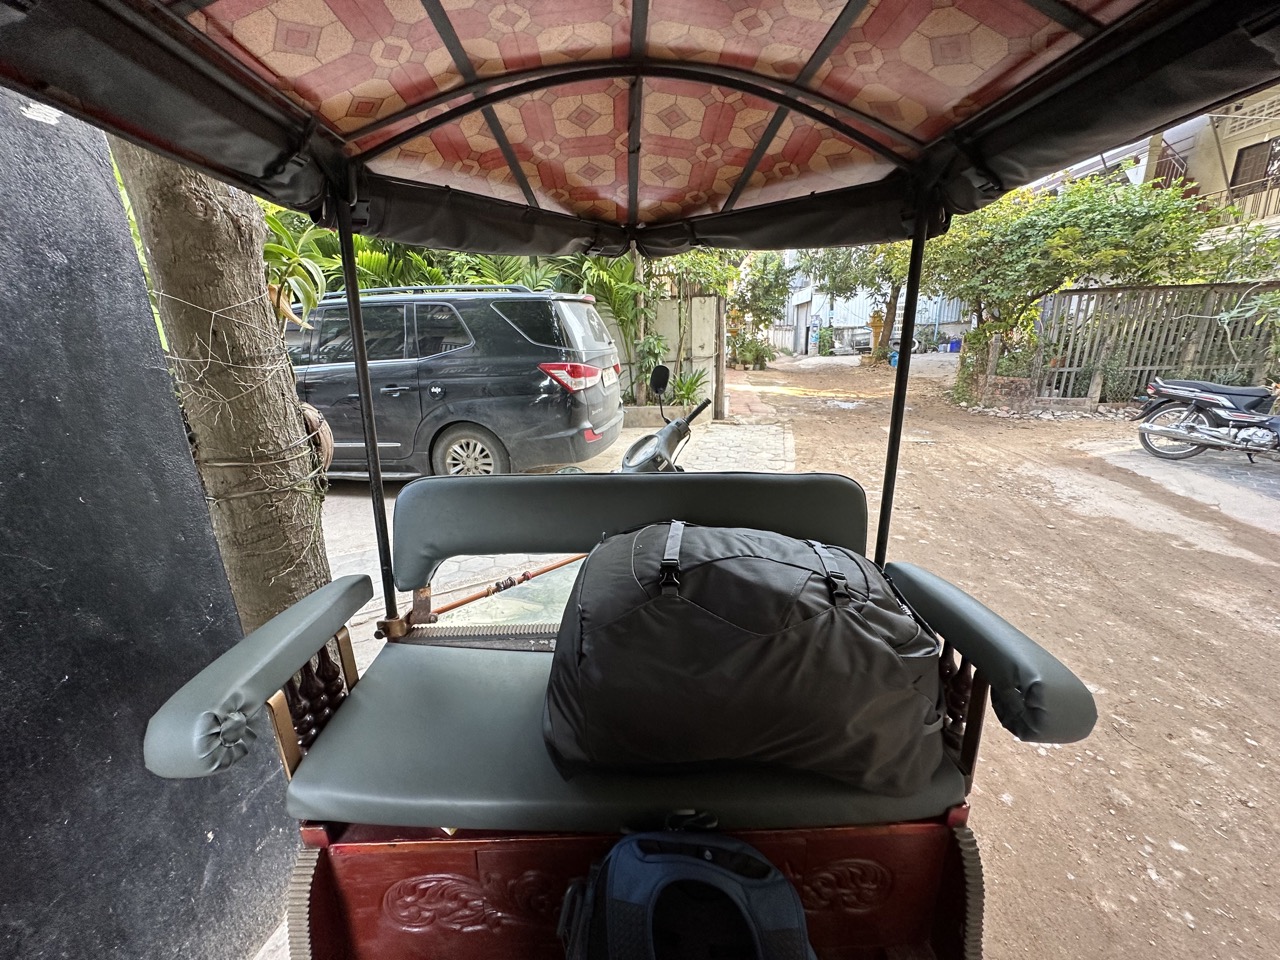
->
xmin=1135 ymin=377 xmax=1280 ymax=462
xmin=618 ymin=365 xmax=711 ymax=473
xmin=558 ymin=365 xmax=711 ymax=475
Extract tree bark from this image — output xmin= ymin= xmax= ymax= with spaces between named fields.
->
xmin=110 ymin=137 xmax=330 ymax=632
xmin=877 ymin=283 xmax=902 ymax=351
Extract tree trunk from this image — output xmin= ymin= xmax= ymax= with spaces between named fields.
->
xmin=632 ymin=245 xmax=648 ymax=405
xmin=877 ymin=283 xmax=902 ymax=351
xmin=111 ymin=137 xmax=331 ymax=632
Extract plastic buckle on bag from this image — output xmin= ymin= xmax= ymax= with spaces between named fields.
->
xmin=660 ymin=561 xmax=680 ymax=596
xmin=827 ymin=571 xmax=852 ymax=605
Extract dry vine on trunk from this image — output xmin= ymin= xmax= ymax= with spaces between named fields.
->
xmin=111 ymin=138 xmax=331 ymax=632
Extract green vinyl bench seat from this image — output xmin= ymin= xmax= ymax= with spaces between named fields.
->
xmin=283 ymin=641 xmax=968 ymax=831
xmin=145 ymin=473 xmax=1094 ymax=832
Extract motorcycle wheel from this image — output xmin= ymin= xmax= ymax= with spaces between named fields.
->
xmin=1139 ymin=404 xmax=1211 ymax=460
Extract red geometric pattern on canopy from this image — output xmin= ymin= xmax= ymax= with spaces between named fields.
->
xmin=366 ymin=109 xmax=527 ymax=203
xmin=733 ymin=112 xmax=893 ymax=209
xmin=190 ymin=0 xmax=462 ymax=134
xmin=809 ymin=0 xmax=1082 ymax=142
xmin=636 ymin=78 xmax=775 ymax=223
xmin=647 ymin=0 xmax=846 ymax=82
xmin=442 ymin=0 xmax=629 ymax=78
xmin=169 ymin=0 xmax=1149 ymax=226
xmin=491 ymin=78 xmax=632 ymax=222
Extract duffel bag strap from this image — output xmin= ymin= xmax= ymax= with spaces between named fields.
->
xmin=806 ymin=540 xmax=852 ymax=606
xmin=660 ymin=521 xmax=685 ymax=596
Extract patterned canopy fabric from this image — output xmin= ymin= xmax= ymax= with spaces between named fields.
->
xmin=2 ymin=0 xmax=1279 ymax=253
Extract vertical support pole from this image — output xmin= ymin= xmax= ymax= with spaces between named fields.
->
xmin=874 ymin=203 xmax=932 ymax=567
xmin=713 ymin=294 xmax=726 ymax=420
xmin=334 ymin=192 xmax=399 ymax=620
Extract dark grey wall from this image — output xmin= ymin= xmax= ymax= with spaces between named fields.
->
xmin=0 ymin=88 xmax=296 ymax=960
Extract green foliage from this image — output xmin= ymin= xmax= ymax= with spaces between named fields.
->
xmin=1183 ymin=224 xmax=1280 ymax=283
xmin=925 ymin=176 xmax=1243 ymax=327
xmin=817 ymin=326 xmax=836 ymax=357
xmin=263 ymin=209 xmax=329 ymax=321
xmin=797 ymin=243 xmax=910 ymax=308
xmin=729 ymin=252 xmax=795 ymax=329
xmin=950 ymin=330 xmax=989 ymax=402
xmin=727 ymin=329 xmax=749 ymax=365
xmin=735 ymin=335 xmax=776 ymax=368
xmin=464 ymin=253 xmax=562 ymax=291
xmin=1223 ymin=290 xmax=1280 ymax=363
xmin=650 ymin=248 xmax=740 ymax=297
xmin=566 ymin=254 xmax=653 ymax=390
xmin=995 ymin=345 xmax=1037 ymax=378
xmin=670 ymin=368 xmax=709 ymax=406
xmin=636 ymin=333 xmax=668 ymax=387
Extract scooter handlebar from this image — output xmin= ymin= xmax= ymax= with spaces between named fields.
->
xmin=685 ymin=398 xmax=712 ymax=424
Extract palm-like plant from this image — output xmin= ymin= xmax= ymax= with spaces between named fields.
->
xmin=569 ymin=255 xmax=654 ymax=395
xmin=464 ymin=254 xmax=562 ymax=291
xmin=263 ymin=210 xmax=329 ymax=323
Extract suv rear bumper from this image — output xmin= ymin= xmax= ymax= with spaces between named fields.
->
xmin=509 ymin=407 xmax=624 ymax=470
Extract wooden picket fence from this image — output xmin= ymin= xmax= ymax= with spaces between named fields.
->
xmin=1030 ymin=282 xmax=1278 ymax=403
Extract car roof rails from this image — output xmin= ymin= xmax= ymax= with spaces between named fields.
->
xmin=320 ymin=284 xmax=535 ymax=298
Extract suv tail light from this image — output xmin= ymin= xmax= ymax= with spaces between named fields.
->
xmin=539 ymin=362 xmax=602 ymax=393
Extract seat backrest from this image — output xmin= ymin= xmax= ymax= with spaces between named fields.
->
xmin=392 ymin=472 xmax=867 ymax=591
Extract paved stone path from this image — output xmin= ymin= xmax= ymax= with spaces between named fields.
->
xmin=724 ymin=366 xmax=777 ymax=417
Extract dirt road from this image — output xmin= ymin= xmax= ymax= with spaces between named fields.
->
xmin=739 ymin=358 xmax=1280 ymax=960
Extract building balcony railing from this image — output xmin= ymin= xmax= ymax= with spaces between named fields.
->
xmin=1199 ymin=178 xmax=1280 ymax=222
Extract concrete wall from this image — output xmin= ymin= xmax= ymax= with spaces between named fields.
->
xmin=603 ymin=295 xmax=720 ymax=403
xmin=0 ymin=88 xmax=296 ymax=960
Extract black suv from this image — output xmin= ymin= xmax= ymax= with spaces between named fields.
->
xmin=286 ymin=285 xmax=623 ymax=477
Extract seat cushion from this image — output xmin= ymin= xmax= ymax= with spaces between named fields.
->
xmin=286 ymin=643 xmax=966 ymax=831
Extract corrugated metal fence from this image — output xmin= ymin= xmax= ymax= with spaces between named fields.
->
xmin=1032 ymin=282 xmax=1277 ymax=402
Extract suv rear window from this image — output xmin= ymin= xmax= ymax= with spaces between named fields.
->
xmin=492 ymin=299 xmax=566 ymax=348
xmin=557 ymin=300 xmax=614 ymax=353
xmin=493 ymin=298 xmax=614 ymax=353
xmin=312 ymin=305 xmax=407 ymax=363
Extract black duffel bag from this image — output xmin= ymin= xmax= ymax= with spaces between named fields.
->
xmin=543 ymin=522 xmax=944 ymax=795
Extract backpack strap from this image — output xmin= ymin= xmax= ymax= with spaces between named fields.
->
xmin=660 ymin=521 xmax=685 ymax=596
xmin=806 ymin=540 xmax=852 ymax=606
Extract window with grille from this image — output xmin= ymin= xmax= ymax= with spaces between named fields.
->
xmin=1222 ymin=96 xmax=1280 ymax=138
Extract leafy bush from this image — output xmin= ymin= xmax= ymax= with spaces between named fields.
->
xmin=995 ymin=345 xmax=1036 ymax=378
xmin=671 ymin=369 xmax=709 ymax=406
xmin=817 ymin=326 xmax=836 ymax=356
xmin=635 ymin=333 xmax=667 ymax=386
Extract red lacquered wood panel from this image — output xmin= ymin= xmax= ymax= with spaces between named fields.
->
xmin=311 ymin=822 xmax=955 ymax=960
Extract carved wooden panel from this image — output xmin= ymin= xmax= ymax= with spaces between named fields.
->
xmin=274 ymin=630 xmax=357 ymax=771
xmin=310 ymin=823 xmax=958 ymax=960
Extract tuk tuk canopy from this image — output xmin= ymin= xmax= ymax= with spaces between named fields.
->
xmin=2 ymin=0 xmax=1279 ymax=255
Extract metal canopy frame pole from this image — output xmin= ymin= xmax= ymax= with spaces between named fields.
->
xmin=874 ymin=203 xmax=932 ymax=567
xmin=333 ymin=191 xmax=399 ymax=620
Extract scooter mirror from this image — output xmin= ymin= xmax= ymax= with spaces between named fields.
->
xmin=649 ymin=364 xmax=670 ymax=396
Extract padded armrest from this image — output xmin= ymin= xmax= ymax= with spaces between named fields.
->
xmin=884 ymin=562 xmax=1096 ymax=744
xmin=144 ymin=575 xmax=373 ymax=778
